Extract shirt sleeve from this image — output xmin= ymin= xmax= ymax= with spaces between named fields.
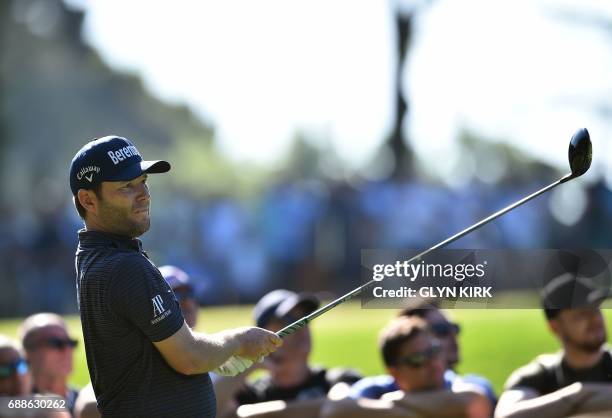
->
xmin=503 ymin=361 xmax=550 ymax=394
xmin=109 ymin=254 xmax=185 ymax=342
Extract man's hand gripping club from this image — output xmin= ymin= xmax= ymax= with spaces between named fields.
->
xmin=215 ymin=327 xmax=282 ymax=376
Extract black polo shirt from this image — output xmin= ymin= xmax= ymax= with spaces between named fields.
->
xmin=504 ymin=349 xmax=612 ymax=395
xmin=76 ymin=229 xmax=215 ymax=418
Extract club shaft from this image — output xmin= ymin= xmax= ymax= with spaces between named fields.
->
xmin=276 ymin=175 xmax=570 ymax=338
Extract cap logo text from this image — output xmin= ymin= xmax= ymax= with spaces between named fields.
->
xmin=76 ymin=166 xmax=100 ymax=182
xmin=107 ymin=145 xmax=140 ymax=165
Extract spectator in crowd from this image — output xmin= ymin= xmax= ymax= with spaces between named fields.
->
xmin=0 ymin=335 xmax=72 ymax=418
xmin=214 ymin=289 xmax=361 ymax=418
xmin=19 ymin=313 xmax=79 ymax=413
xmin=347 ymin=303 xmax=496 ymax=403
xmin=159 ymin=265 xmax=199 ymax=329
xmin=495 ymin=276 xmax=612 ymax=418
xmin=322 ymin=316 xmax=492 ymax=418
xmin=0 ymin=335 xmax=30 ymax=396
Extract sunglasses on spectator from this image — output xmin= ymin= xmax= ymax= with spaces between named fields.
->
xmin=0 ymin=358 xmax=28 ymax=379
xmin=173 ymin=287 xmax=195 ymax=301
xmin=34 ymin=337 xmax=78 ymax=350
xmin=430 ymin=322 xmax=460 ymax=337
xmin=396 ymin=342 xmax=442 ymax=368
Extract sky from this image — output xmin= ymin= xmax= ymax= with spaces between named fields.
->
xmin=64 ymin=0 xmax=612 ymax=184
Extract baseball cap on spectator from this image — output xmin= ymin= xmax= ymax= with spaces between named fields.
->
xmin=254 ymin=289 xmax=319 ymax=329
xmin=542 ymin=274 xmax=609 ymax=320
xmin=159 ymin=265 xmax=192 ymax=289
xmin=69 ymin=135 xmax=170 ymax=195
xmin=159 ymin=265 xmax=194 ymax=301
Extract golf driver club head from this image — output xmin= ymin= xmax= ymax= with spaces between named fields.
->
xmin=568 ymin=128 xmax=592 ymax=179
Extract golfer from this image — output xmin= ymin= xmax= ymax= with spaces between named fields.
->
xmin=71 ymin=135 xmax=281 ymax=418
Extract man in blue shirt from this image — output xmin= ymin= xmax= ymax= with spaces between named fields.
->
xmin=347 ymin=305 xmax=496 ymax=404
xmin=323 ymin=315 xmax=493 ymax=418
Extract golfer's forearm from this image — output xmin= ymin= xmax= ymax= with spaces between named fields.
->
xmin=187 ymin=329 xmax=242 ymax=373
xmin=155 ymin=323 xmax=239 ymax=374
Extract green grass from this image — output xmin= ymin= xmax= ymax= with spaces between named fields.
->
xmin=2 ymin=304 xmax=612 ymax=396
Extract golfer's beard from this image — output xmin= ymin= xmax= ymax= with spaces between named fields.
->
xmin=99 ymin=201 xmax=150 ymax=238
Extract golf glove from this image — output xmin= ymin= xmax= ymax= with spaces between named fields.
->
xmin=214 ymin=356 xmax=253 ymax=376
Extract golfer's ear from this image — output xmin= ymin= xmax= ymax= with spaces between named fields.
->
xmin=77 ymin=189 xmax=97 ymax=214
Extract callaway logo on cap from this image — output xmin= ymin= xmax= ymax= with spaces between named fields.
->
xmin=69 ymin=135 xmax=171 ymax=195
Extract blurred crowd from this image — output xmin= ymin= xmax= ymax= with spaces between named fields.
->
xmin=1 ymin=268 xmax=611 ymax=418
xmin=3 ymin=0 xmax=612 ymax=319
xmin=1 ymin=177 xmax=611 ymax=317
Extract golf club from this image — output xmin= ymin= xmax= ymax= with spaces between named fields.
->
xmin=276 ymin=128 xmax=593 ymax=338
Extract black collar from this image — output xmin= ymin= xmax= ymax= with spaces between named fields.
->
xmin=77 ymin=228 xmax=143 ymax=252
